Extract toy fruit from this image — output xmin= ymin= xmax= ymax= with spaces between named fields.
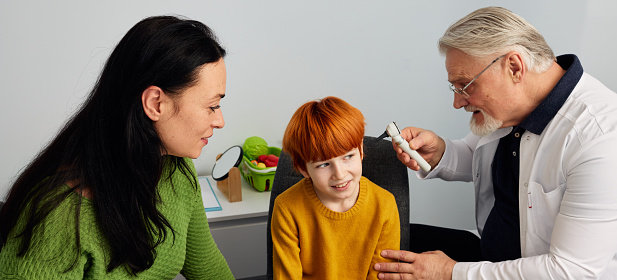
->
xmin=257 ymin=162 xmax=267 ymax=168
xmin=250 ymin=160 xmax=258 ymax=165
xmin=239 ymin=145 xmax=281 ymax=192
xmin=258 ymin=154 xmax=279 ymax=167
xmin=242 ymin=136 xmax=269 ymax=160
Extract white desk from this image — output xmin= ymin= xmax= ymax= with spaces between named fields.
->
xmin=200 ymin=175 xmax=271 ymax=223
xmin=199 ymin=175 xmax=271 ymax=279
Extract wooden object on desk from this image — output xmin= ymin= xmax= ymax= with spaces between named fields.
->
xmin=215 ymin=153 xmax=243 ymax=203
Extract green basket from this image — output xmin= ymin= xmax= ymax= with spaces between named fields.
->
xmin=239 ymin=146 xmax=281 ymax=192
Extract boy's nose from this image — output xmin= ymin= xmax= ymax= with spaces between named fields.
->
xmin=331 ymin=164 xmax=345 ymax=180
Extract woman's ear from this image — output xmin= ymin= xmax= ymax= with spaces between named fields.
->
xmin=141 ymin=86 xmax=165 ymax=121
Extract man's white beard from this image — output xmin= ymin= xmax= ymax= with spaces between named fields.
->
xmin=465 ymin=106 xmax=503 ymax=137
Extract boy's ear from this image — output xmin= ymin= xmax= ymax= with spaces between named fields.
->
xmin=360 ymin=140 xmax=364 ymax=160
xmin=141 ymin=86 xmax=166 ymax=121
xmin=299 ymin=168 xmax=310 ymax=178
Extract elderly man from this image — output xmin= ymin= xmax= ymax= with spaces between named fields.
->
xmin=376 ymin=6 xmax=617 ymax=280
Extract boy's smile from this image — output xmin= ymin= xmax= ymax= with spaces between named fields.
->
xmin=300 ymin=147 xmax=363 ymax=212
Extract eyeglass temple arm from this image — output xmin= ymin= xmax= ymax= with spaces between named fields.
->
xmin=463 ymin=54 xmax=506 ymax=91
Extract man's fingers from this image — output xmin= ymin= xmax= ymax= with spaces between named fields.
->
xmin=378 ymin=272 xmax=412 ymax=280
xmin=376 ymin=250 xmax=455 ymax=280
xmin=375 ymin=262 xmax=410 ymax=273
xmin=408 ymin=134 xmax=424 ymax=151
xmin=382 ymin=250 xmax=417 ymax=263
xmin=394 ymin=150 xmax=419 ymax=170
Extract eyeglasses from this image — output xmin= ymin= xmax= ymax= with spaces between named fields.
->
xmin=449 ymin=54 xmax=505 ymax=98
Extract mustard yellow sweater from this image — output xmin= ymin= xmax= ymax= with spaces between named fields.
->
xmin=0 ymin=158 xmax=234 ymax=279
xmin=271 ymin=176 xmax=400 ymax=279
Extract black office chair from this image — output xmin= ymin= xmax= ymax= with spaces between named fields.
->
xmin=265 ymin=136 xmax=410 ymax=279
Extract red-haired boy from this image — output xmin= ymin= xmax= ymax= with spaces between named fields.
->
xmin=271 ymin=96 xmax=400 ymax=279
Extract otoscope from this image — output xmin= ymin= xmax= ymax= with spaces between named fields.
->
xmin=377 ymin=122 xmax=431 ymax=172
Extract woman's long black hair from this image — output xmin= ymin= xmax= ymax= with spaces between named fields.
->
xmin=0 ymin=15 xmax=226 ymax=274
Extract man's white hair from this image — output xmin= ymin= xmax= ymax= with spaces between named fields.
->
xmin=439 ymin=6 xmax=555 ymax=73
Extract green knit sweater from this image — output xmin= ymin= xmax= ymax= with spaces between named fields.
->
xmin=0 ymin=158 xmax=234 ymax=279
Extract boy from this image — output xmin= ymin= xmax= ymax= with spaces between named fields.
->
xmin=271 ymin=96 xmax=400 ymax=279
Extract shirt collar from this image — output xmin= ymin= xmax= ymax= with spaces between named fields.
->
xmin=519 ymin=54 xmax=583 ymax=135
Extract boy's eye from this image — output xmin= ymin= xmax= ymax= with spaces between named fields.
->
xmin=316 ymin=162 xmax=329 ymax=168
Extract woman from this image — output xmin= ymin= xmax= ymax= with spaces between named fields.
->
xmin=0 ymin=15 xmax=234 ymax=279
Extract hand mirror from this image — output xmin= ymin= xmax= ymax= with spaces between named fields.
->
xmin=212 ymin=145 xmax=243 ymax=181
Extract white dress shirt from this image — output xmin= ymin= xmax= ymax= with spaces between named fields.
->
xmin=421 ymin=61 xmax=617 ymax=279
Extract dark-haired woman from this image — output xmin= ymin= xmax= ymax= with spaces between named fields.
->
xmin=0 ymin=15 xmax=234 ymax=279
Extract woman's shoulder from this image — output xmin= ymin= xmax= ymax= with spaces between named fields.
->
xmin=159 ymin=157 xmax=199 ymax=193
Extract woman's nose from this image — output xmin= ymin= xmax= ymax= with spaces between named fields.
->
xmin=213 ymin=108 xmax=225 ymax=129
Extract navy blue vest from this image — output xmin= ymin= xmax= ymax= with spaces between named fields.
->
xmin=480 ymin=54 xmax=582 ymax=261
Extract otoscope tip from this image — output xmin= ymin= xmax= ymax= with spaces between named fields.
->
xmin=376 ymin=131 xmax=389 ymax=141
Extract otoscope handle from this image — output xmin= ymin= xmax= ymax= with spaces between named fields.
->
xmin=392 ymin=134 xmax=431 ymax=172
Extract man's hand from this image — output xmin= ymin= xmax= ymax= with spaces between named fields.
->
xmin=374 ymin=250 xmax=456 ymax=280
xmin=392 ymin=127 xmax=446 ymax=171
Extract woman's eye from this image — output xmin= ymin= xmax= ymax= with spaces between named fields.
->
xmin=209 ymin=105 xmax=221 ymax=112
xmin=316 ymin=163 xmax=329 ymax=168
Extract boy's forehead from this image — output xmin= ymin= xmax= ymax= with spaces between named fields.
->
xmin=306 ymin=146 xmax=362 ymax=163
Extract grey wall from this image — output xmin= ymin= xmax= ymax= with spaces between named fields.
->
xmin=2 ymin=0 xmax=616 ymax=231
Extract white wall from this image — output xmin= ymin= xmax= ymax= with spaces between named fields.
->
xmin=1 ymin=0 xmax=616 ymax=231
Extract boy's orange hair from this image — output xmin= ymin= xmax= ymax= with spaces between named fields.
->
xmin=282 ymin=96 xmax=365 ymax=173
